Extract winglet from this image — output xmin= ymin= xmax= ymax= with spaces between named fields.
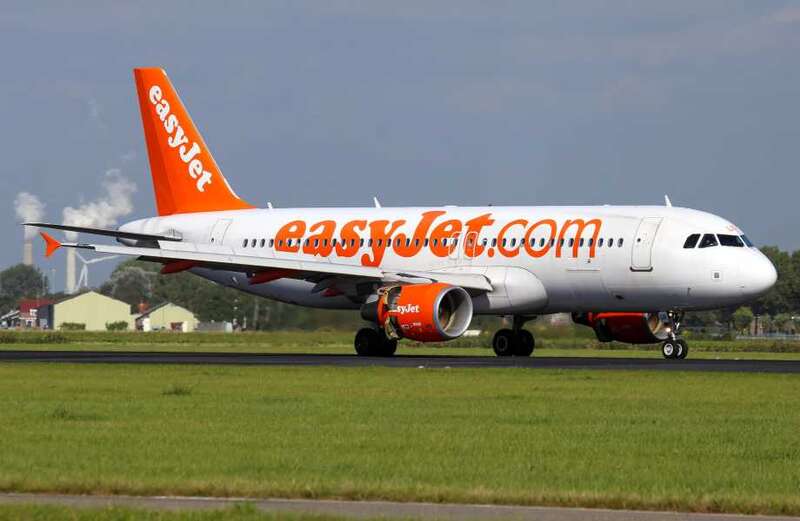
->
xmin=40 ymin=231 xmax=62 ymax=258
xmin=664 ymin=194 xmax=672 ymax=207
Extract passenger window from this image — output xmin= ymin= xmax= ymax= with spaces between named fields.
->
xmin=598 ymin=238 xmax=604 ymax=247
xmin=482 ymin=238 xmax=488 ymax=246
xmin=260 ymin=239 xmax=265 ymax=248
xmin=242 ymin=239 xmax=248 ymax=248
xmin=560 ymin=238 xmax=565 ymax=247
xmin=368 ymin=238 xmax=373 ymax=247
xmin=588 ymin=238 xmax=593 ymax=246
xmin=414 ymin=238 xmax=419 ymax=247
xmin=683 ymin=234 xmax=700 ymax=248
xmin=609 ymin=238 xmax=614 ymax=247
xmin=406 ymin=238 xmax=411 ymax=247
xmin=568 ymin=238 xmax=574 ymax=247
xmin=580 ymin=238 xmax=585 ymax=247
xmin=549 ymin=238 xmax=555 ymax=247
xmin=360 ymin=238 xmax=365 ymax=247
xmin=618 ymin=238 xmax=624 ymax=247
xmin=425 ymin=238 xmax=430 ymax=247
xmin=510 ymin=238 xmax=516 ymax=247
xmin=540 ymin=238 xmax=546 ymax=247
xmin=491 ymin=238 xmax=497 ymax=247
xmin=323 ymin=239 xmax=328 ymax=247
xmin=269 ymin=238 xmax=274 ymax=248
xmin=377 ymin=239 xmax=383 ymax=247
xmin=699 ymin=234 xmax=718 ymax=248
xmin=718 ymin=234 xmax=744 ymax=247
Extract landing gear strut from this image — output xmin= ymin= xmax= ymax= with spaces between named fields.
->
xmin=354 ymin=327 xmax=397 ymax=357
xmin=492 ymin=316 xmax=536 ymax=357
xmin=661 ymin=311 xmax=688 ymax=360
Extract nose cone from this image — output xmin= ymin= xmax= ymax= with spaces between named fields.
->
xmin=742 ymin=253 xmax=778 ymax=299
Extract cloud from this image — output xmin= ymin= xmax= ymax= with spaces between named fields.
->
xmin=62 ymin=169 xmax=136 ymax=239
xmin=14 ymin=192 xmax=46 ymax=240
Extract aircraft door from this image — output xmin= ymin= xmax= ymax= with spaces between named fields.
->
xmin=631 ymin=217 xmax=663 ymax=271
xmin=209 ymin=219 xmax=232 ymax=245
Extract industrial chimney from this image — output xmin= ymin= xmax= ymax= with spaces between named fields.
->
xmin=23 ymin=240 xmax=34 ymax=266
xmin=14 ymin=192 xmax=44 ymax=268
xmin=65 ymin=240 xmax=77 ymax=294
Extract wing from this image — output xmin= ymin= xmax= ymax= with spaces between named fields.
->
xmin=34 ymin=231 xmax=493 ymax=293
xmin=23 ymin=222 xmax=182 ymax=242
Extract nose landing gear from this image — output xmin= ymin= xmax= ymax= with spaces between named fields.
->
xmin=492 ymin=316 xmax=536 ymax=357
xmin=661 ymin=311 xmax=688 ymax=360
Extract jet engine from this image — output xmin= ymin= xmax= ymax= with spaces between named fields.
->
xmin=572 ymin=312 xmax=671 ymax=344
xmin=361 ymin=283 xmax=473 ymax=342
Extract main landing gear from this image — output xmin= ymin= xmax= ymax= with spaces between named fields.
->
xmin=492 ymin=316 xmax=536 ymax=357
xmin=661 ymin=311 xmax=688 ymax=360
xmin=354 ymin=327 xmax=397 ymax=357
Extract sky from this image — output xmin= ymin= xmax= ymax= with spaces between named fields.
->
xmin=2 ymin=1 xmax=799 ymax=291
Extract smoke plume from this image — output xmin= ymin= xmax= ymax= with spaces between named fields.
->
xmin=62 ymin=169 xmax=137 ymax=240
xmin=14 ymin=192 xmax=46 ymax=240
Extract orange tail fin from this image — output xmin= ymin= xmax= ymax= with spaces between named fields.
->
xmin=133 ymin=68 xmax=253 ymax=216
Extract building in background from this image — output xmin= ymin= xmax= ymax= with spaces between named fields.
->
xmin=37 ymin=291 xmax=133 ymax=331
xmin=136 ymin=302 xmax=197 ymax=332
xmin=1 ymin=298 xmax=53 ymax=329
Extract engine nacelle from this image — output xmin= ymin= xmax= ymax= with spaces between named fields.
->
xmin=361 ymin=283 xmax=473 ymax=342
xmin=572 ymin=312 xmax=670 ymax=344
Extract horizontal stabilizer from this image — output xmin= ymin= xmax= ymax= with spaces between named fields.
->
xmin=23 ymin=222 xmax=182 ymax=242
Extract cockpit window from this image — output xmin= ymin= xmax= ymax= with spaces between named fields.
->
xmin=683 ymin=234 xmax=700 ymax=248
xmin=698 ymin=234 xmax=718 ymax=248
xmin=741 ymin=235 xmax=754 ymax=247
xmin=717 ymin=234 xmax=744 ymax=247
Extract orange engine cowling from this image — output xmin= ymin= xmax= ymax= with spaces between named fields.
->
xmin=361 ymin=283 xmax=473 ymax=342
xmin=572 ymin=312 xmax=670 ymax=344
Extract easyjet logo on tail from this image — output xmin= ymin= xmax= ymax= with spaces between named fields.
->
xmin=148 ymin=85 xmax=213 ymax=192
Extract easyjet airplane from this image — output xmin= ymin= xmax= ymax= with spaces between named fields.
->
xmin=28 ymin=68 xmax=777 ymax=359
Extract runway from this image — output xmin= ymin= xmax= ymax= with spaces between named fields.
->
xmin=0 ymin=493 xmax=797 ymax=521
xmin=1 ymin=350 xmax=799 ymax=372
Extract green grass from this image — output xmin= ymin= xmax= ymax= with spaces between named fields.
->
xmin=2 ymin=329 xmax=800 ymax=360
xmin=0 ymin=363 xmax=798 ymax=515
xmin=0 ymin=504 xmax=369 ymax=521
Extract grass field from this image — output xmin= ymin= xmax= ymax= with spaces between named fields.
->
xmin=2 ymin=330 xmax=800 ymax=360
xmin=0 ymin=504 xmax=354 ymax=521
xmin=0 ymin=363 xmax=798 ymax=516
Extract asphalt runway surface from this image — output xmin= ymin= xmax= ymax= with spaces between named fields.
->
xmin=1 ymin=493 xmax=798 ymax=521
xmin=1 ymin=350 xmax=800 ymax=372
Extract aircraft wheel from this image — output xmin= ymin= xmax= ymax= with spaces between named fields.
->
xmin=661 ymin=340 xmax=677 ymax=359
xmin=355 ymin=328 xmax=381 ymax=356
xmin=676 ymin=339 xmax=688 ymax=360
xmin=514 ymin=329 xmax=535 ymax=357
xmin=492 ymin=329 xmax=516 ymax=357
xmin=380 ymin=338 xmax=398 ymax=357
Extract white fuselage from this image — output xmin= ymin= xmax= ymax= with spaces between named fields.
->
xmin=120 ymin=205 xmax=776 ymax=316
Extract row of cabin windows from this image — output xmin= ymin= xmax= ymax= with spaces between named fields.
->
xmin=683 ymin=233 xmax=753 ymax=249
xmin=241 ymin=236 xmax=627 ymax=251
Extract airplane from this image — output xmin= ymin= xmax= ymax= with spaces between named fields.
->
xmin=27 ymin=68 xmax=777 ymax=360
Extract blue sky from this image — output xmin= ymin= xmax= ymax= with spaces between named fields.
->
xmin=2 ymin=1 xmax=799 ymax=290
